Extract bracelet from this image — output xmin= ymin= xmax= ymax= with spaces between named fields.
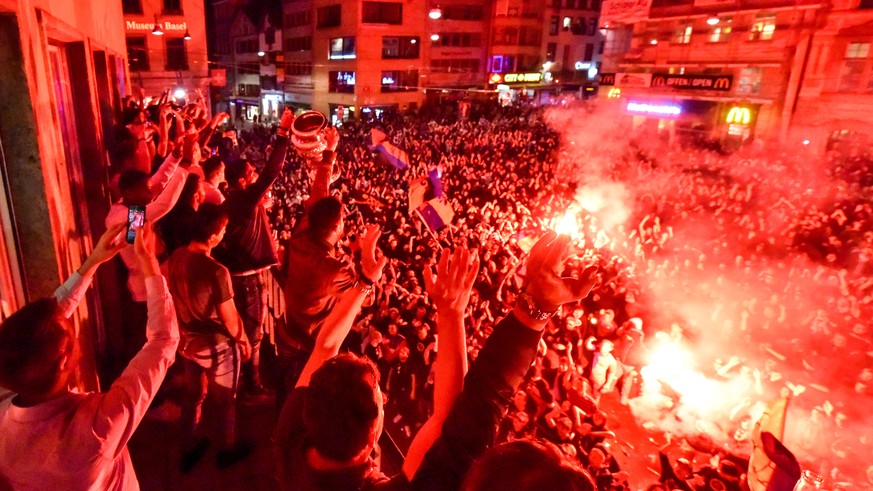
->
xmin=352 ymin=280 xmax=373 ymax=295
xmin=516 ymin=292 xmax=558 ymax=321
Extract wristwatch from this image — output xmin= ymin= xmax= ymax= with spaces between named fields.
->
xmin=352 ymin=277 xmax=374 ymax=295
xmin=516 ymin=292 xmax=557 ymax=321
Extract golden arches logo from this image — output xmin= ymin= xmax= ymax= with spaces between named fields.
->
xmin=607 ymin=87 xmax=622 ymax=99
xmin=714 ymin=77 xmax=731 ymax=90
xmin=726 ymin=107 xmax=751 ymax=125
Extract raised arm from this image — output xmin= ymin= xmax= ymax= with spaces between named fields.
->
xmin=247 ymin=109 xmax=293 ymax=200
xmin=294 ymin=224 xmax=388 ymax=389
xmin=410 ymin=232 xmax=599 ymax=489
xmin=403 ymin=246 xmax=479 ymax=479
xmin=53 ymin=223 xmax=127 ymax=318
xmin=93 ymin=222 xmax=180 ymax=458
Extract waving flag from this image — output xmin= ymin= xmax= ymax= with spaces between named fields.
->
xmin=409 ymin=176 xmax=428 ymax=212
xmin=371 ymin=128 xmax=409 ymax=170
xmin=748 ymin=397 xmax=800 ymax=491
xmin=416 ymin=198 xmax=454 ymax=232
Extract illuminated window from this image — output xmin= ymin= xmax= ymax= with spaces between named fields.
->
xmin=563 ymin=17 xmax=572 ymax=31
xmin=674 ymin=24 xmax=692 ymax=44
xmin=328 ymin=37 xmax=355 ymax=59
xmin=708 ymin=18 xmax=732 ymax=42
xmin=328 ymin=71 xmax=355 ymax=93
xmin=749 ymin=15 xmax=775 ymax=41
xmin=381 ymin=70 xmax=418 ymax=92
xmin=737 ymin=67 xmax=762 ymax=94
xmin=846 ymin=42 xmax=870 ymax=59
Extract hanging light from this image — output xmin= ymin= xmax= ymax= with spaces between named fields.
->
xmin=428 ymin=8 xmax=442 ymax=19
xmin=707 ymin=17 xmax=719 ymax=25
xmin=183 ymin=29 xmax=192 ymax=41
xmin=430 ymin=33 xmax=440 ymax=41
xmin=152 ymin=15 xmax=163 ymax=36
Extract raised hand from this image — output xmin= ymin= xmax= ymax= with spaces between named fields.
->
xmin=78 ymin=222 xmax=128 ymax=277
xmin=423 ymin=247 xmax=479 ymax=315
xmin=134 ymin=220 xmax=160 ymax=278
xmin=359 ymin=224 xmax=389 ymax=284
xmin=279 ymin=108 xmax=294 ymax=130
xmin=523 ymin=231 xmax=599 ymax=313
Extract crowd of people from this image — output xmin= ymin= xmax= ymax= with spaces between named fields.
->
xmin=0 ymin=91 xmax=871 ymax=491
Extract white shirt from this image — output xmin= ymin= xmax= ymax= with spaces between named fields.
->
xmin=106 ymin=153 xmax=187 ymax=302
xmin=0 ymin=275 xmax=180 ymax=490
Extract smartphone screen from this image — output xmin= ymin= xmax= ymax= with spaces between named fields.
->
xmin=126 ymin=205 xmax=146 ymax=244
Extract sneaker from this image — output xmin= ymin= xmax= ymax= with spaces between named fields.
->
xmin=216 ymin=442 xmax=253 ymax=469
xmin=180 ymin=438 xmax=210 ymax=473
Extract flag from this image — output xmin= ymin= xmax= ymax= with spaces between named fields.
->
xmin=427 ymin=168 xmax=444 ymax=198
xmin=417 ymin=198 xmax=454 ymax=232
xmin=748 ymin=397 xmax=796 ymax=491
xmin=409 ymin=177 xmax=428 ymax=212
xmin=371 ymin=128 xmax=409 ymax=170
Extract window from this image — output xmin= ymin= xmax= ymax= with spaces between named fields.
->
xmin=552 ymin=0 xmax=562 ymax=7
xmin=381 ymin=70 xmax=418 ymax=92
xmin=565 ymin=0 xmax=575 ymax=7
xmin=122 ymin=0 xmax=142 ymax=14
xmin=737 ymin=67 xmax=762 ymax=94
xmin=382 ymin=36 xmax=420 ymax=58
xmin=589 ymin=17 xmax=598 ymax=35
xmin=127 ymin=37 xmax=149 ymax=71
xmin=562 ymin=45 xmax=570 ymax=68
xmin=363 ymin=2 xmax=402 ymax=24
xmin=163 ymin=0 xmax=182 ymax=15
xmin=749 ymin=15 xmax=775 ymax=41
xmin=571 ymin=18 xmax=586 ymax=35
xmin=442 ymin=5 xmax=483 ymax=20
xmin=329 ymin=37 xmax=356 ymax=59
xmin=546 ymin=42 xmax=557 ymax=62
xmin=839 ymin=60 xmax=865 ymax=92
xmin=550 ymin=16 xmax=559 ymax=35
xmin=317 ymin=5 xmax=341 ymax=28
xmin=284 ymin=62 xmax=313 ymax=76
xmin=599 ymin=41 xmax=605 ymax=54
xmin=846 ymin=42 xmax=870 ymax=58
xmin=285 ymin=10 xmax=311 ymax=27
xmin=860 ymin=0 xmax=873 ymax=8
xmin=329 ymin=71 xmax=355 ymax=93
xmin=165 ymin=38 xmax=187 ymax=70
xmin=432 ymin=32 xmax=481 ymax=48
xmin=284 ymin=36 xmax=312 ymax=51
xmin=709 ymin=19 xmax=732 ymax=42
xmin=563 ymin=17 xmax=572 ymax=31
xmin=430 ymin=58 xmax=480 ymax=73
xmin=674 ymin=24 xmax=692 ymax=44
xmin=489 ymin=55 xmax=514 ymax=72
xmin=236 ymin=39 xmax=258 ymax=53
xmin=238 ymin=84 xmax=260 ymax=97
xmin=584 ymin=43 xmax=594 ymax=61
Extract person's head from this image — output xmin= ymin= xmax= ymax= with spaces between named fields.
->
xmin=118 ymin=170 xmax=152 ymax=206
xmin=416 ymin=324 xmax=429 ymax=340
xmin=225 ymin=160 xmax=256 ymax=190
xmin=307 ymin=197 xmax=344 ymax=245
xmin=303 ymin=353 xmax=383 ymax=463
xmin=462 ymin=439 xmax=595 ymax=491
xmin=397 ymin=346 xmax=409 ymax=362
xmin=599 ymin=340 xmax=614 ymax=355
xmin=202 ymin=156 xmax=225 ymax=186
xmin=512 ymin=411 xmax=530 ymax=432
xmin=387 ymin=323 xmax=398 ymax=337
xmin=369 ymin=330 xmax=383 ymax=346
xmin=512 ymin=390 xmax=528 ymax=411
xmin=0 ymin=299 xmax=77 ymax=402
xmin=179 ymin=173 xmax=204 ymax=210
xmin=190 ymin=203 xmax=229 ymax=248
xmin=123 ymin=107 xmax=147 ymax=126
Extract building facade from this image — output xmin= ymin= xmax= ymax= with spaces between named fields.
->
xmin=791 ymin=0 xmax=873 ymax=151
xmin=598 ymin=0 xmax=823 ymax=147
xmin=123 ymin=0 xmax=210 ymax=101
xmin=0 ymin=0 xmax=131 ymax=389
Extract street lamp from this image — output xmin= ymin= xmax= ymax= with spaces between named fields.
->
xmin=428 ymin=8 xmax=442 ymax=19
xmin=183 ymin=30 xmax=191 ymax=41
xmin=151 ymin=15 xmax=163 ymax=36
xmin=258 ymin=51 xmax=266 ymax=57
xmin=430 ymin=33 xmax=440 ymax=41
xmin=707 ymin=17 xmax=719 ymax=25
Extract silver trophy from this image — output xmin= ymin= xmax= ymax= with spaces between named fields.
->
xmin=290 ymin=111 xmax=329 ymax=160
xmin=290 ymin=110 xmax=341 ymax=182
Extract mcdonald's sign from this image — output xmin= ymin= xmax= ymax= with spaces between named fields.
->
xmin=607 ymin=87 xmax=622 ymax=99
xmin=725 ymin=106 xmax=752 ymax=125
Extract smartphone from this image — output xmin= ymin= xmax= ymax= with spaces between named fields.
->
xmin=126 ymin=205 xmax=146 ymax=244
